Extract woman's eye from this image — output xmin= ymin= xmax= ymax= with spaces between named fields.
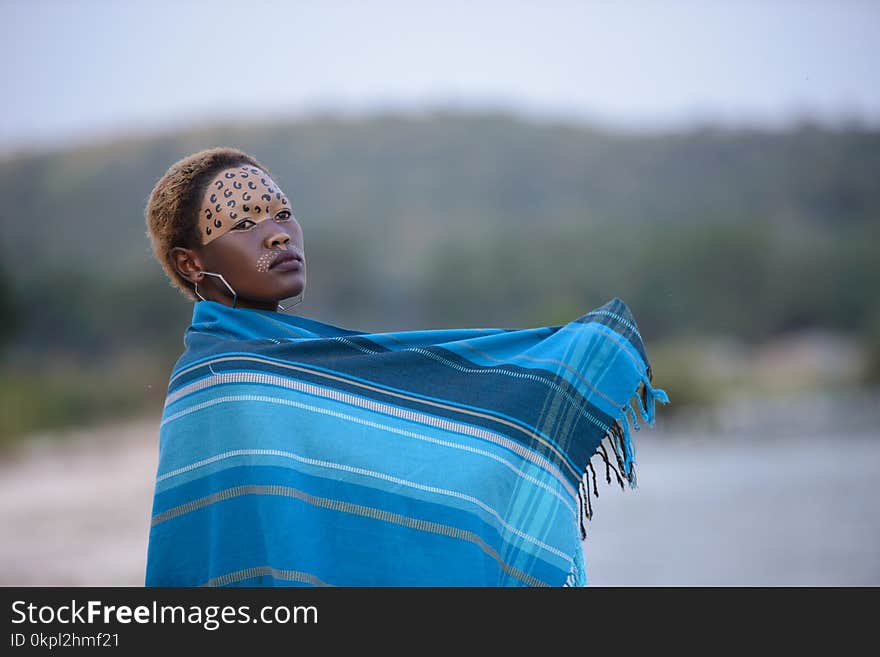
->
xmin=275 ymin=210 xmax=293 ymax=221
xmin=233 ymin=219 xmax=256 ymax=230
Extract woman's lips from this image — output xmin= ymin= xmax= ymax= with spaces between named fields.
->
xmin=269 ymin=251 xmax=304 ymax=271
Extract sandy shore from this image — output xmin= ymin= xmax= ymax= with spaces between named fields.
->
xmin=0 ymin=417 xmax=160 ymax=586
xmin=1 ymin=416 xmax=877 ymax=586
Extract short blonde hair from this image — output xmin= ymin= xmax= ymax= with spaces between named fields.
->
xmin=144 ymin=146 xmax=279 ymax=300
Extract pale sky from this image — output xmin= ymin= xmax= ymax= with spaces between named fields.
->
xmin=1 ymin=0 xmax=878 ymax=154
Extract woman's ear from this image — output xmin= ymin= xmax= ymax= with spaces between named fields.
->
xmin=171 ymin=247 xmax=203 ymax=284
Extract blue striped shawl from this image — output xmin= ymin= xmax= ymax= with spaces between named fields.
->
xmin=145 ymin=297 xmax=669 ymax=587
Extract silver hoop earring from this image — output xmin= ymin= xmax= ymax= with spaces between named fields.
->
xmin=194 ymin=271 xmax=238 ymax=308
xmin=277 ymin=290 xmax=305 ymax=313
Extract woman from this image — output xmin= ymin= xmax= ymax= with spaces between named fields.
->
xmin=144 ymin=147 xmax=669 ymax=587
xmin=145 ymin=147 xmax=306 ymax=312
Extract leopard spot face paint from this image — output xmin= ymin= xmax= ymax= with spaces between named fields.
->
xmin=198 ymin=166 xmax=293 ymax=245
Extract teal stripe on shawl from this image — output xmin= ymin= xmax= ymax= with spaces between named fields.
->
xmin=145 ymin=297 xmax=669 ymax=587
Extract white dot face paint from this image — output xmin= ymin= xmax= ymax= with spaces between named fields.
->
xmin=256 ymin=251 xmax=276 ymax=273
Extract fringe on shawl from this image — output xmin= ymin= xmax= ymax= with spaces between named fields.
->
xmin=576 ymin=365 xmax=670 ymax=542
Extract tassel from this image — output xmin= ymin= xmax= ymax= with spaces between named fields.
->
xmin=617 ymin=410 xmax=637 ymax=484
xmin=608 ymin=421 xmax=625 ymax=471
xmin=597 ymin=442 xmax=612 ymax=484
xmin=626 ymin=403 xmax=641 ymax=432
xmin=608 ymin=423 xmax=628 ymax=488
xmin=622 ymin=415 xmax=634 ymax=476
xmin=577 ymin=480 xmax=587 ymax=540
xmin=584 ymin=472 xmax=592 ymax=520
xmin=639 ymin=373 xmax=671 ymax=426
xmin=600 ymin=440 xmax=625 ymax=489
xmin=613 ymin=420 xmax=630 ymax=479
xmin=587 ymin=460 xmax=599 ymax=498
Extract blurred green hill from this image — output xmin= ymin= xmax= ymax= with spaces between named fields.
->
xmin=1 ymin=110 xmax=878 ymax=441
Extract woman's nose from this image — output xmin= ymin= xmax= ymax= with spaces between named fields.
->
xmin=265 ymin=230 xmax=290 ymax=249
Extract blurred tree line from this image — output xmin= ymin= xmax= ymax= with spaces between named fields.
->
xmin=0 ymin=111 xmax=877 ymax=441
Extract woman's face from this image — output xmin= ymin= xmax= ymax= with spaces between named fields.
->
xmin=189 ymin=164 xmax=306 ymax=310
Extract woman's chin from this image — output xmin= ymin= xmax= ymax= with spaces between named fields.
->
xmin=258 ymin=273 xmax=305 ymax=298
xmin=236 ymin=285 xmax=304 ymax=307
xmin=274 ymin=283 xmax=306 ymax=302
